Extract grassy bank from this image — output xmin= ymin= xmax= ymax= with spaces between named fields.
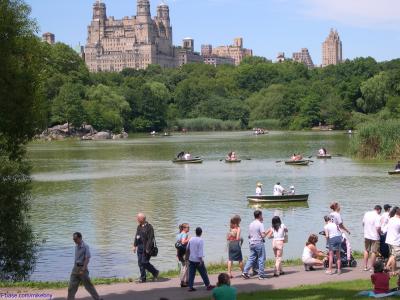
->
xmin=351 ymin=119 xmax=400 ymax=159
xmin=175 ymin=118 xmax=243 ymax=131
xmin=0 ymin=252 xmax=363 ymax=289
xmin=197 ymin=278 xmax=399 ymax=300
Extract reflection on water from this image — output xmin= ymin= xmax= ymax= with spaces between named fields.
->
xmin=27 ymin=132 xmax=398 ymax=281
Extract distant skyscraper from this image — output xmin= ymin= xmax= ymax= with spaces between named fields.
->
xmin=322 ymin=29 xmax=342 ymax=67
xmin=292 ymin=48 xmax=314 ymax=69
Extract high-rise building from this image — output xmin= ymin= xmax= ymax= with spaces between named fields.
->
xmin=211 ymin=38 xmax=253 ymax=65
xmin=84 ymin=0 xmax=176 ymax=72
xmin=292 ymin=48 xmax=314 ymax=69
xmin=322 ymin=29 xmax=342 ymax=67
xmin=201 ymin=44 xmax=213 ymax=57
xmin=42 ymin=32 xmax=55 ymax=45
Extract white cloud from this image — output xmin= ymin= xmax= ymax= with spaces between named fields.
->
xmin=302 ymin=0 xmax=400 ymax=29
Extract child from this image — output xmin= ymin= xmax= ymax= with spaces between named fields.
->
xmin=212 ymin=273 xmax=237 ymax=300
xmin=371 ymin=261 xmax=390 ymax=294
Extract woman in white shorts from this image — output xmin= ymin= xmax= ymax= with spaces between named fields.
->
xmin=302 ymin=234 xmax=326 ymax=271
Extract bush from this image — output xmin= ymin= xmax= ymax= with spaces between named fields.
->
xmin=249 ymin=119 xmax=281 ymax=130
xmin=351 ymin=119 xmax=400 ymax=159
xmin=176 ymin=118 xmax=243 ymax=131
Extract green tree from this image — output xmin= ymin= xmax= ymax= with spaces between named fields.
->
xmin=359 ymin=72 xmax=390 ymax=113
xmin=84 ymin=84 xmax=130 ymax=132
xmin=0 ymin=0 xmax=43 ymax=280
xmin=51 ymin=83 xmax=85 ymax=132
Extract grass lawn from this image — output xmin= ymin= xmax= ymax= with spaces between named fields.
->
xmin=197 ymin=278 xmax=399 ymax=300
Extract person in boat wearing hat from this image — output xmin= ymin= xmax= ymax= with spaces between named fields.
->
xmin=256 ymin=183 xmax=263 ymax=196
xmin=395 ymin=161 xmax=400 ymax=172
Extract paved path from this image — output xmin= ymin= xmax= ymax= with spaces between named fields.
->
xmin=1 ymin=263 xmax=372 ymax=300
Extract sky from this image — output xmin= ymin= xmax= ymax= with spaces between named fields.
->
xmin=25 ymin=0 xmax=400 ymax=65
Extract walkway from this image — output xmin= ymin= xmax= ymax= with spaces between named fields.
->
xmin=1 ymin=263 xmax=372 ymax=300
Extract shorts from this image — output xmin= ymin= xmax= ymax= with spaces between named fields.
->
xmin=390 ymin=245 xmax=400 ymax=261
xmin=365 ymin=238 xmax=380 ymax=253
xmin=328 ymin=236 xmax=342 ymax=251
xmin=272 ymin=240 xmax=284 ymax=251
xmin=302 ymin=257 xmax=319 ymax=265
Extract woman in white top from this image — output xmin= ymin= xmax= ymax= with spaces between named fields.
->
xmin=301 ymin=234 xmax=326 ymax=271
xmin=329 ymin=202 xmax=351 ymax=235
xmin=324 ymin=216 xmax=343 ymax=275
xmin=266 ymin=216 xmax=288 ymax=276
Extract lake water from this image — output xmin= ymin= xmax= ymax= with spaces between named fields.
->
xmin=28 ymin=131 xmax=398 ymax=281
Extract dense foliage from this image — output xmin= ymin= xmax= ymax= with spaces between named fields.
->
xmin=351 ymin=119 xmax=400 ymax=159
xmin=41 ymin=46 xmax=400 ymax=132
xmin=0 ymin=0 xmax=43 ymax=280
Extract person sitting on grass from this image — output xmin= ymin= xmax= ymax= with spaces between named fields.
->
xmin=302 ymin=234 xmax=326 ymax=271
xmin=358 ymin=261 xmax=400 ymax=297
xmin=212 ymin=273 xmax=237 ymax=300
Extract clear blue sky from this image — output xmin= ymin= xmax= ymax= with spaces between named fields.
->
xmin=26 ymin=0 xmax=400 ymax=65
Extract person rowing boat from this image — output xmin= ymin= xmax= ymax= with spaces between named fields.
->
xmin=395 ymin=161 xmax=400 ymax=172
xmin=318 ymin=148 xmax=328 ymax=156
xmin=256 ymin=182 xmax=263 ymax=196
xmin=226 ymin=151 xmax=238 ymax=161
xmin=176 ymin=151 xmax=192 ymax=160
xmin=273 ymin=182 xmax=286 ymax=196
xmin=291 ymin=153 xmax=303 ymax=161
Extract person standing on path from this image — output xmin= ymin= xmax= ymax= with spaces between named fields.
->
xmin=176 ymin=223 xmax=190 ymax=287
xmin=266 ymin=216 xmax=288 ymax=277
xmin=330 ymin=202 xmax=351 ymax=235
xmin=132 ymin=213 xmax=159 ymax=283
xmin=67 ymin=232 xmax=103 ymax=300
xmin=187 ymin=227 xmax=215 ymax=292
xmin=385 ymin=207 xmax=400 ymax=272
xmin=242 ymin=210 xmax=268 ymax=280
xmin=324 ymin=216 xmax=343 ymax=275
xmin=227 ymin=215 xmax=244 ymax=278
xmin=363 ymin=205 xmax=382 ymax=271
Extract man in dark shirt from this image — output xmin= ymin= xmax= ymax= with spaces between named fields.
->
xmin=133 ymin=213 xmax=159 ymax=283
xmin=67 ymin=232 xmax=102 ymax=300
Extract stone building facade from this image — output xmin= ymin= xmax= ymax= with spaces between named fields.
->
xmin=322 ymin=29 xmax=342 ymax=67
xmin=210 ymin=38 xmax=253 ymax=65
xmin=176 ymin=38 xmax=203 ymax=67
xmin=42 ymin=32 xmax=55 ymax=45
xmin=292 ymin=48 xmax=314 ymax=69
xmin=84 ymin=0 xmax=176 ymax=72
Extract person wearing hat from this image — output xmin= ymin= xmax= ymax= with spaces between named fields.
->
xmin=380 ymin=204 xmax=392 ymax=259
xmin=273 ymin=182 xmax=285 ymax=196
xmin=256 ymin=183 xmax=263 ymax=196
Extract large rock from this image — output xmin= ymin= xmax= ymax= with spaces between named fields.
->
xmin=112 ymin=132 xmax=129 ymax=140
xmin=93 ymin=131 xmax=111 ymax=140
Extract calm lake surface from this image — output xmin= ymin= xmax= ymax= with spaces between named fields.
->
xmin=28 ymin=131 xmax=398 ymax=281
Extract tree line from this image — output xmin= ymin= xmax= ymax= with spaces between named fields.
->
xmin=42 ymin=44 xmax=400 ymax=133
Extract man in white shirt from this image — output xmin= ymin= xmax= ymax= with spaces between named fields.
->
xmin=242 ymin=210 xmax=268 ymax=280
xmin=385 ymin=207 xmax=400 ymax=272
xmin=187 ymin=227 xmax=214 ymax=292
xmin=273 ymin=182 xmax=285 ymax=196
xmin=362 ymin=205 xmax=382 ymax=271
xmin=380 ymin=204 xmax=392 ymax=259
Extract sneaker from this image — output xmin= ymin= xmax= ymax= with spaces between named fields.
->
xmin=273 ymin=273 xmax=279 ymax=277
xmin=309 ymin=266 xmax=315 ymax=271
xmin=188 ymin=287 xmax=196 ymax=292
xmin=363 ymin=267 xmax=370 ymax=272
xmin=325 ymin=270 xmax=334 ymax=275
xmin=241 ymin=273 xmax=250 ymax=279
xmin=180 ymin=282 xmax=188 ymax=288
xmin=207 ymin=285 xmax=215 ymax=291
xmin=152 ymin=270 xmax=159 ymax=281
xmin=135 ymin=278 xmax=146 ymax=283
xmin=304 ymin=264 xmax=310 ymax=271
xmin=337 ymin=270 xmax=342 ymax=275
xmin=279 ymin=271 xmax=285 ymax=275
xmin=258 ymin=275 xmax=268 ymax=280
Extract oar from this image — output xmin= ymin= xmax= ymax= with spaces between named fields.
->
xmin=276 ymin=160 xmax=283 ymax=163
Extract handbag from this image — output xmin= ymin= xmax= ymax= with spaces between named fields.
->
xmin=284 ymin=233 xmax=288 ymax=243
xmin=150 ymin=238 xmax=158 ymax=257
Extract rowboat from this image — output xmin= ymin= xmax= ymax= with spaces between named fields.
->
xmin=225 ymin=159 xmax=241 ymax=163
xmin=284 ymin=160 xmax=310 ymax=166
xmin=388 ymin=171 xmax=400 ymax=175
xmin=247 ymin=194 xmax=309 ymax=203
xmin=172 ymin=158 xmax=203 ymax=164
xmin=317 ymin=155 xmax=332 ymax=159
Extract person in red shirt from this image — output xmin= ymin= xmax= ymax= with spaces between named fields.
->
xmin=371 ymin=261 xmax=390 ymax=294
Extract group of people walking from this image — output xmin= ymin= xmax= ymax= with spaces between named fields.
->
xmin=67 ymin=203 xmax=400 ymax=299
